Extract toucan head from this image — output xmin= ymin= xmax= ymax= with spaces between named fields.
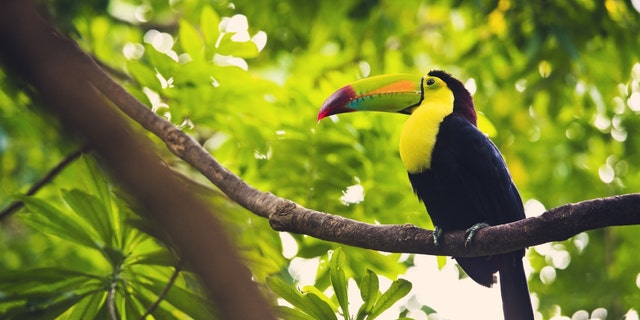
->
xmin=318 ymin=70 xmax=477 ymax=126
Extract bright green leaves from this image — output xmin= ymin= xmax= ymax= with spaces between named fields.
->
xmin=267 ymin=276 xmax=337 ymax=320
xmin=3 ymin=156 xmax=215 ymax=319
xmin=19 ymin=196 xmax=101 ymax=250
xmin=330 ymin=248 xmax=349 ymax=320
xmin=179 ymin=20 xmax=205 ymax=61
xmin=200 ymin=6 xmax=220 ymax=47
xmin=0 ymin=268 xmax=104 ymax=319
xmin=267 ymin=247 xmax=411 ymax=320
xmin=366 ymin=275 xmax=412 ymax=319
xmin=355 ymin=268 xmax=412 ymax=320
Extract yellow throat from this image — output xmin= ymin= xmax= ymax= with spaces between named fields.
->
xmin=399 ymin=88 xmax=454 ymax=174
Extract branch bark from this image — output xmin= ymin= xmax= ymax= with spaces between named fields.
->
xmin=3 ymin=0 xmax=640 ymax=280
xmin=55 ymin=8 xmax=640 ymax=259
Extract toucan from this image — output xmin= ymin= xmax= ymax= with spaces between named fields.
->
xmin=318 ymin=70 xmax=534 ymax=320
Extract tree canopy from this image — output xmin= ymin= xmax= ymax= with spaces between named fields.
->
xmin=1 ymin=0 xmax=640 ymax=319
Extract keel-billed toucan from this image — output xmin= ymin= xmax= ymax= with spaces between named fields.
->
xmin=318 ymin=70 xmax=534 ymax=320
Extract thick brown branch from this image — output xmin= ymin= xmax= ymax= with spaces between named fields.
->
xmin=5 ymin=0 xmax=638 ymax=265
xmin=269 ymin=195 xmax=640 ymax=257
xmin=74 ymin=15 xmax=640 ymax=258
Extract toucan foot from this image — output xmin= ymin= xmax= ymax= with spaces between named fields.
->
xmin=464 ymin=222 xmax=490 ymax=247
xmin=433 ymin=226 xmax=443 ymax=247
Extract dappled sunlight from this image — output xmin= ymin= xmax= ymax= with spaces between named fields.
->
xmin=3 ymin=0 xmax=640 ymax=318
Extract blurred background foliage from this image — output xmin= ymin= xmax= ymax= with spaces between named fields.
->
xmin=1 ymin=0 xmax=640 ymax=318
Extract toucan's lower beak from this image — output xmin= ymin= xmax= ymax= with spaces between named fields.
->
xmin=318 ymin=74 xmax=423 ymax=121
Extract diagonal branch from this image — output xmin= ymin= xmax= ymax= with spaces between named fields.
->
xmin=74 ymin=18 xmax=640 ymax=259
xmin=4 ymin=0 xmax=639 ymax=266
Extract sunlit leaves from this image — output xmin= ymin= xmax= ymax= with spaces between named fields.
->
xmin=268 ymin=248 xmax=411 ymax=320
xmin=2 ymin=156 xmax=214 ymax=319
xmin=3 ymin=0 xmax=640 ymax=319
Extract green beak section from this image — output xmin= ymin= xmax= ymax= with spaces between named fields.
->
xmin=318 ymin=74 xmax=423 ymax=121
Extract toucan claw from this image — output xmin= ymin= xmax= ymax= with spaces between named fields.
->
xmin=464 ymin=222 xmax=490 ymax=248
xmin=433 ymin=226 xmax=443 ymax=247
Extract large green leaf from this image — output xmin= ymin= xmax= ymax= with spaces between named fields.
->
xmin=367 ymin=278 xmax=412 ymax=319
xmin=65 ymin=291 xmax=107 ymax=320
xmin=78 ymin=155 xmax=111 ymax=215
xmin=330 ymin=247 xmax=350 ymax=320
xmin=272 ymin=305 xmax=317 ymax=320
xmin=135 ymin=271 xmax=216 ymax=319
xmin=0 ymin=268 xmax=100 ymax=291
xmin=301 ymin=291 xmax=337 ymax=320
xmin=356 ymin=270 xmax=379 ymax=320
xmin=62 ymin=189 xmax=113 ymax=247
xmin=179 ymin=20 xmax=204 ymax=60
xmin=18 ymin=196 xmax=99 ymax=249
xmin=266 ymin=277 xmax=306 ymax=310
xmin=0 ymin=287 xmax=98 ymax=320
xmin=216 ymin=32 xmax=259 ymax=58
xmin=200 ymin=6 xmax=221 ymax=47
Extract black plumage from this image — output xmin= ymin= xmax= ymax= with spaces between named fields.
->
xmin=409 ymin=109 xmax=533 ymax=320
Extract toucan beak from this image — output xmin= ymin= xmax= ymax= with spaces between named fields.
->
xmin=318 ymin=74 xmax=424 ymax=121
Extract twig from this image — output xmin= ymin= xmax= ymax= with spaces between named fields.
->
xmin=0 ymin=144 xmax=90 ymax=220
xmin=139 ymin=263 xmax=182 ymax=319
xmin=108 ymin=267 xmax=119 ymax=320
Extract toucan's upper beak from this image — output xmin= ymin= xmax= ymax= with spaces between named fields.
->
xmin=318 ymin=74 xmax=423 ymax=121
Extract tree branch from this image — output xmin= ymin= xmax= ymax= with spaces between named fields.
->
xmin=69 ymin=15 xmax=640 ymax=259
xmin=4 ymin=0 xmax=640 ymax=269
xmin=79 ymin=49 xmax=640 ymax=257
xmin=268 ymin=194 xmax=640 ymax=257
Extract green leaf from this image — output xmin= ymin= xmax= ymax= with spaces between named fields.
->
xmin=0 ymin=267 xmax=100 ymax=291
xmin=302 ymin=291 xmax=337 ymax=320
xmin=356 ymin=270 xmax=379 ymax=320
xmin=266 ymin=277 xmax=306 ymax=309
xmin=267 ymin=277 xmax=336 ymax=320
xmin=437 ymin=255 xmax=447 ymax=270
xmin=216 ymin=32 xmax=259 ymax=58
xmin=272 ymin=305 xmax=317 ymax=320
xmin=18 ymin=196 xmax=99 ymax=249
xmin=200 ymin=6 xmax=220 ymax=47
xmin=131 ymin=250 xmax=177 ymax=267
xmin=367 ymin=278 xmax=412 ymax=320
xmin=179 ymin=20 xmax=204 ymax=60
xmin=79 ymin=155 xmax=111 ymax=214
xmin=301 ymin=285 xmax=337 ymax=312
xmin=126 ymin=61 xmax=158 ymax=88
xmin=62 ymin=189 xmax=113 ymax=247
xmin=136 ymin=272 xmax=215 ymax=319
xmin=1 ymin=288 xmax=96 ymax=320
xmin=330 ymin=248 xmax=350 ymax=320
xmin=64 ymin=291 xmax=106 ymax=320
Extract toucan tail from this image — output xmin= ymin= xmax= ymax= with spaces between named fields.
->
xmin=499 ymin=254 xmax=534 ymax=320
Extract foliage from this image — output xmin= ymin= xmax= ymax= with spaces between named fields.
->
xmin=0 ymin=156 xmax=215 ymax=319
xmin=267 ymin=247 xmax=413 ymax=320
xmin=2 ymin=0 xmax=640 ymax=319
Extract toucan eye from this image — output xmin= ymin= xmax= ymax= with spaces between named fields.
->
xmin=426 ymin=78 xmax=435 ymax=86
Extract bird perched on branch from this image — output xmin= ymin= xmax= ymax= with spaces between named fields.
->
xmin=318 ymin=70 xmax=534 ymax=320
